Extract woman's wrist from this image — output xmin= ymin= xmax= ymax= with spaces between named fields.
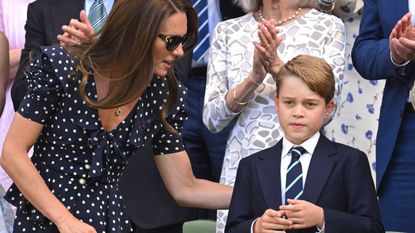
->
xmin=248 ymin=74 xmax=262 ymax=86
xmin=227 ymin=78 xmax=258 ymax=112
xmin=49 ymin=205 xmax=74 ymax=227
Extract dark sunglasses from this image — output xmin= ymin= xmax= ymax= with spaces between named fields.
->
xmin=158 ymin=34 xmax=189 ymax=51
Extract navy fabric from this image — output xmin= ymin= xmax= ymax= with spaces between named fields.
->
xmin=378 ymin=112 xmax=415 ymax=231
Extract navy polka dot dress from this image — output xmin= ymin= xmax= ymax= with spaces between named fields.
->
xmin=4 ymin=45 xmax=187 ymax=233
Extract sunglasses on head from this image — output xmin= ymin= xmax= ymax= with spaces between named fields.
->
xmin=158 ymin=34 xmax=189 ymax=51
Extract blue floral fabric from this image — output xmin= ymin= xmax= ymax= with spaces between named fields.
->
xmin=325 ymin=0 xmax=385 ymax=178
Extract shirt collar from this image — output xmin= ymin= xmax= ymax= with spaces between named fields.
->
xmin=281 ymin=131 xmax=320 ymax=158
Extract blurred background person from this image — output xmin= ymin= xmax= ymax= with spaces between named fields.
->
xmin=0 ymin=0 xmax=35 ymax=192
xmin=352 ymin=0 xmax=415 ymax=232
xmin=11 ymin=0 xmax=115 ymax=110
xmin=203 ymin=0 xmax=346 ymax=231
xmin=0 ymin=30 xmax=7 ymax=116
xmin=0 ymin=31 xmax=13 ymax=233
xmin=324 ymin=0 xmax=384 ymax=180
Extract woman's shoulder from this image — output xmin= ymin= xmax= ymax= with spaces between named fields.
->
xmin=307 ymin=9 xmax=344 ymax=25
xmin=38 ymin=45 xmax=79 ymax=83
xmin=303 ymin=9 xmax=345 ymax=31
xmin=215 ymin=13 xmax=255 ymax=33
xmin=40 ymin=45 xmax=76 ymax=65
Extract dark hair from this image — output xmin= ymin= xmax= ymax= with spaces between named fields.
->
xmin=70 ymin=0 xmax=197 ymax=132
xmin=275 ymin=55 xmax=335 ymax=103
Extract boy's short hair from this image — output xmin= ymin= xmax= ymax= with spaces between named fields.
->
xmin=275 ymin=55 xmax=335 ymax=103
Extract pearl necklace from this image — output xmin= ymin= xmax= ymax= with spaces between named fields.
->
xmin=258 ymin=7 xmax=302 ymax=25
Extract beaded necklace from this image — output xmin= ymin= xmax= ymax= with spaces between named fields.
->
xmin=258 ymin=7 xmax=302 ymax=25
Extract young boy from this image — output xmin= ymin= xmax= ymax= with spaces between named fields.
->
xmin=225 ymin=55 xmax=384 ymax=233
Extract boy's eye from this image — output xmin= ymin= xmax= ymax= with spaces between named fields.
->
xmin=284 ymin=101 xmax=294 ymax=106
xmin=305 ymin=102 xmax=316 ymax=108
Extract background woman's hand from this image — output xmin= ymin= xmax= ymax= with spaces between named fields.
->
xmin=251 ymin=43 xmax=268 ymax=84
xmin=256 ymin=20 xmax=284 ymax=78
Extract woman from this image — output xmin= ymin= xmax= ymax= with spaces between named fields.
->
xmin=0 ymin=0 xmax=232 ymax=232
xmin=0 ymin=0 xmax=35 ymax=191
xmin=0 ymin=31 xmax=13 ymax=233
xmin=0 ymin=31 xmax=7 ymax=116
xmin=324 ymin=0 xmax=382 ymax=180
xmin=202 ymin=0 xmax=346 ymax=231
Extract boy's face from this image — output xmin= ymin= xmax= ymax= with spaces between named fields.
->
xmin=274 ymin=75 xmax=334 ymax=145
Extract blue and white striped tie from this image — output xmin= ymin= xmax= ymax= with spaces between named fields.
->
xmin=191 ymin=0 xmax=209 ymax=61
xmin=88 ymin=0 xmax=108 ymax=33
xmin=285 ymin=146 xmax=306 ymax=203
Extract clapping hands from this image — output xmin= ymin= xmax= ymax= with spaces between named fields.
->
xmin=390 ymin=12 xmax=415 ymax=63
xmin=252 ymin=19 xmax=284 ymax=84
xmin=57 ymin=10 xmax=97 ymax=49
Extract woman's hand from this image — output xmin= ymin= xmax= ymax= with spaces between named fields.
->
xmin=251 ymin=43 xmax=267 ymax=84
xmin=256 ymin=20 xmax=284 ymax=78
xmin=56 ymin=214 xmax=97 ymax=233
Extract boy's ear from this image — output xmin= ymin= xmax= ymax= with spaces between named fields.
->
xmin=324 ymin=99 xmax=335 ymax=118
xmin=274 ymin=95 xmax=279 ymax=113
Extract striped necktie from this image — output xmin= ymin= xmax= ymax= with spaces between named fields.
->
xmin=191 ymin=0 xmax=209 ymax=61
xmin=89 ymin=0 xmax=108 ymax=33
xmin=285 ymin=146 xmax=306 ymax=203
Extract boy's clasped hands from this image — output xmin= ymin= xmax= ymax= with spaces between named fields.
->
xmin=254 ymin=199 xmax=324 ymax=233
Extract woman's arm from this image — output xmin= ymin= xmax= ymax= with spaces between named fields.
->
xmin=0 ymin=113 xmax=97 ymax=233
xmin=0 ymin=32 xmax=8 ymax=116
xmin=9 ymin=48 xmax=21 ymax=79
xmin=154 ymin=151 xmax=232 ymax=209
xmin=203 ymin=21 xmax=269 ymax=133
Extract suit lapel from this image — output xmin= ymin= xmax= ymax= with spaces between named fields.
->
xmin=257 ymin=142 xmax=283 ymax=208
xmin=302 ymin=135 xmax=336 ymax=204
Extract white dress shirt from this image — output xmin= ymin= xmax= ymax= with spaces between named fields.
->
xmin=280 ymin=132 xmax=320 ymax=205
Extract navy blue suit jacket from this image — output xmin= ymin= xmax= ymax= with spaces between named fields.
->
xmin=352 ymin=0 xmax=415 ymax=191
xmin=225 ymin=135 xmax=383 ymax=233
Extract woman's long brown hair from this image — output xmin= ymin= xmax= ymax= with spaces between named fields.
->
xmin=69 ymin=0 xmax=197 ymax=132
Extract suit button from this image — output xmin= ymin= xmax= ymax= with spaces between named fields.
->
xmin=78 ymin=178 xmax=86 ymax=185
xmin=85 ymin=164 xmax=91 ymax=170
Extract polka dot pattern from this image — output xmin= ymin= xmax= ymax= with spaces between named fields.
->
xmin=5 ymin=45 xmax=187 ymax=232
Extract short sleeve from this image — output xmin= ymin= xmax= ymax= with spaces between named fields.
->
xmin=18 ymin=52 xmax=63 ymax=124
xmin=152 ymin=84 xmax=187 ymax=155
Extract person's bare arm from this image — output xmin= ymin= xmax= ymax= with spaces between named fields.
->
xmin=1 ymin=113 xmax=97 ymax=233
xmin=154 ymin=151 xmax=232 ymax=209
xmin=0 ymin=32 xmax=9 ymax=116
